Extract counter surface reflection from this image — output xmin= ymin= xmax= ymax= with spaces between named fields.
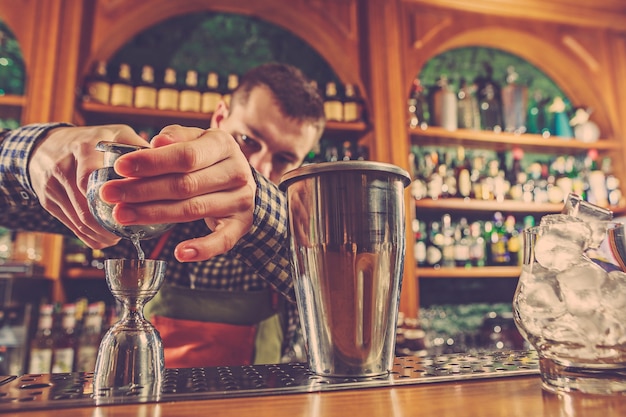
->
xmin=2 ymin=350 xmax=624 ymax=416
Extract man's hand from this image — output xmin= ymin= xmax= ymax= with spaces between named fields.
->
xmin=29 ymin=124 xmax=147 ymax=249
xmin=99 ymin=125 xmax=256 ymax=262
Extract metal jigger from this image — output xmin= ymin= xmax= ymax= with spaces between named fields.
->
xmin=87 ymin=141 xmax=174 ymax=240
xmin=93 ymin=258 xmax=166 ymax=398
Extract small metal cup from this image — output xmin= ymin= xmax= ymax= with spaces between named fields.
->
xmin=279 ymin=161 xmax=411 ymax=377
xmin=87 ymin=141 xmax=174 ymax=240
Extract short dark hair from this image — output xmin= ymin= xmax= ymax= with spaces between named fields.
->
xmin=232 ymin=63 xmax=326 ymax=134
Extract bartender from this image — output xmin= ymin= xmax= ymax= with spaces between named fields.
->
xmin=0 ymin=62 xmax=326 ymax=367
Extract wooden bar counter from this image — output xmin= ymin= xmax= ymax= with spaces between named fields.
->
xmin=8 ymin=374 xmax=626 ymax=417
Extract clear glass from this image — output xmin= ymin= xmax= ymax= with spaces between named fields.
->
xmin=513 ymin=221 xmax=626 ymax=395
xmin=93 ymin=258 xmax=166 ymax=398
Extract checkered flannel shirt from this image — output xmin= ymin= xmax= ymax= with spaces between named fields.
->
xmin=0 ymin=123 xmax=300 ymax=357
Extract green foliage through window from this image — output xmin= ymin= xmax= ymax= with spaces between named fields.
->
xmin=111 ymin=12 xmax=338 ymax=85
xmin=0 ymin=19 xmax=25 ymax=95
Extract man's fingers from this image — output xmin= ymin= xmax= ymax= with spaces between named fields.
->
xmin=173 ymin=220 xmax=248 ymax=262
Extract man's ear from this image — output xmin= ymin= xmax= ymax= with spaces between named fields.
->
xmin=211 ymin=100 xmax=229 ymax=128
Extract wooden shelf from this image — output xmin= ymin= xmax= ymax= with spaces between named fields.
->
xmin=417 ymin=266 xmax=521 ymax=279
xmin=414 ymin=197 xmax=626 ymax=216
xmin=80 ymin=101 xmax=369 ymax=135
xmin=410 ymin=126 xmax=622 ymax=153
xmin=0 ymin=94 xmax=26 ymax=107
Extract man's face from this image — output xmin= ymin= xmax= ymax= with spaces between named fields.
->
xmin=212 ymin=85 xmax=321 ymax=184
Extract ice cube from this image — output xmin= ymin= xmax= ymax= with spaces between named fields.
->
xmin=602 ymin=270 xmax=626 ymax=309
xmin=557 ymin=259 xmax=607 ymax=291
xmin=538 ymin=215 xmax=592 ymax=249
xmin=557 ymin=260 xmax=607 ymax=316
xmin=561 ymin=193 xmax=613 ymax=222
xmin=535 ymin=233 xmax=587 ymax=271
xmin=517 ymin=265 xmax=565 ymax=316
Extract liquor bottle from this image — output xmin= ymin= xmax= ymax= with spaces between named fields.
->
xmin=28 ymin=304 xmax=54 ymax=374
xmin=441 ymin=151 xmax=457 ymax=198
xmin=133 ymin=65 xmax=157 ymax=109
xmin=454 ymin=146 xmax=472 ymax=199
xmin=430 ymin=75 xmax=458 ymax=131
xmin=586 ymin=148 xmax=608 ymax=207
xmin=51 ymin=303 xmax=77 ymax=373
xmin=469 ymin=221 xmax=486 ymax=267
xmin=547 ymin=96 xmax=573 ymax=138
xmin=342 ymin=83 xmax=364 ymax=123
xmin=109 ymin=63 xmax=134 ymax=107
xmin=341 ymin=140 xmax=354 ymax=161
xmin=505 ymin=215 xmax=521 ymax=266
xmin=453 ymin=218 xmax=471 ymax=268
xmin=157 ymin=68 xmax=180 ymax=111
xmin=440 ymin=214 xmax=456 ymax=268
xmin=508 ymin=147 xmax=525 ymax=201
xmin=84 ymin=60 xmax=110 ymax=104
xmin=501 ymin=66 xmax=528 ymax=134
xmin=490 ymin=212 xmax=510 ymax=266
xmin=62 ymin=236 xmax=91 ymax=268
xmin=526 ymin=89 xmax=550 ymax=135
xmin=426 ymin=151 xmax=444 ymax=200
xmin=323 ymin=81 xmax=343 ymax=122
xmin=407 ymin=78 xmax=429 ymax=129
xmin=412 ymin=219 xmax=428 ymax=267
xmin=457 ymin=78 xmax=480 ymax=130
xmin=201 ymin=71 xmax=221 ymax=114
xmin=426 ymin=221 xmax=443 ymax=268
xmin=222 ymin=73 xmax=239 ymax=107
xmin=75 ymin=302 xmax=104 ymax=373
xmin=179 ymin=70 xmax=202 ymax=112
xmin=475 ymin=63 xmax=503 ymax=132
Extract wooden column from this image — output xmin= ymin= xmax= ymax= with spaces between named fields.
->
xmin=360 ymin=0 xmax=418 ymax=318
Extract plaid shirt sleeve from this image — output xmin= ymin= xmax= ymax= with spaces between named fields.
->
xmin=232 ymin=169 xmax=295 ymax=301
xmin=0 ymin=123 xmax=74 ymax=233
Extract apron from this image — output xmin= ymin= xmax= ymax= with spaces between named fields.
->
xmin=144 ymin=231 xmax=285 ymax=368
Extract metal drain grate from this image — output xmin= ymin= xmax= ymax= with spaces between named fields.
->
xmin=0 ymin=350 xmax=539 ymax=413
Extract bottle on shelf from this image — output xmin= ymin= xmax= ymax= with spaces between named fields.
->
xmin=157 ymin=67 xmax=180 ymax=111
xmin=133 ymin=65 xmax=157 ymax=109
xmin=454 ymin=146 xmax=472 ymax=199
xmin=586 ymin=148 xmax=609 ymax=207
xmin=179 ymin=70 xmax=202 ymax=112
xmin=51 ymin=303 xmax=77 ymax=373
xmin=489 ymin=212 xmax=510 ymax=266
xmin=84 ymin=60 xmax=110 ymax=104
xmin=474 ymin=62 xmax=503 ymax=132
xmin=468 ymin=221 xmax=486 ymax=267
xmin=413 ymin=219 xmax=428 ymax=268
xmin=547 ymin=96 xmax=573 ymax=138
xmin=407 ymin=78 xmax=429 ymax=129
xmin=28 ymin=304 xmax=54 ymax=374
xmin=440 ymin=214 xmax=456 ymax=268
xmin=453 ymin=217 xmax=471 ymax=268
xmin=430 ymin=75 xmax=458 ymax=132
xmin=505 ymin=215 xmax=521 ymax=266
xmin=457 ymin=77 xmax=480 ymax=130
xmin=201 ymin=71 xmax=221 ymax=114
xmin=109 ymin=63 xmax=134 ymax=107
xmin=526 ymin=89 xmax=551 ymax=136
xmin=323 ymin=81 xmax=343 ymax=122
xmin=342 ymin=83 xmax=365 ymax=123
xmin=501 ymin=66 xmax=528 ymax=134
xmin=222 ymin=73 xmax=239 ymax=107
xmin=426 ymin=220 xmax=443 ymax=268
xmin=75 ymin=302 xmax=105 ymax=373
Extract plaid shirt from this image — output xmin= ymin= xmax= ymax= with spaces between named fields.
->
xmin=0 ymin=123 xmax=300 ymax=357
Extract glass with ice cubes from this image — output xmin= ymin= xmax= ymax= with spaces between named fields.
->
xmin=513 ymin=194 xmax=626 ymax=395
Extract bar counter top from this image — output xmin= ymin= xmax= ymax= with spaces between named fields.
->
xmin=2 ymin=351 xmax=625 ymax=416
xmin=9 ymin=374 xmax=626 ymax=417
